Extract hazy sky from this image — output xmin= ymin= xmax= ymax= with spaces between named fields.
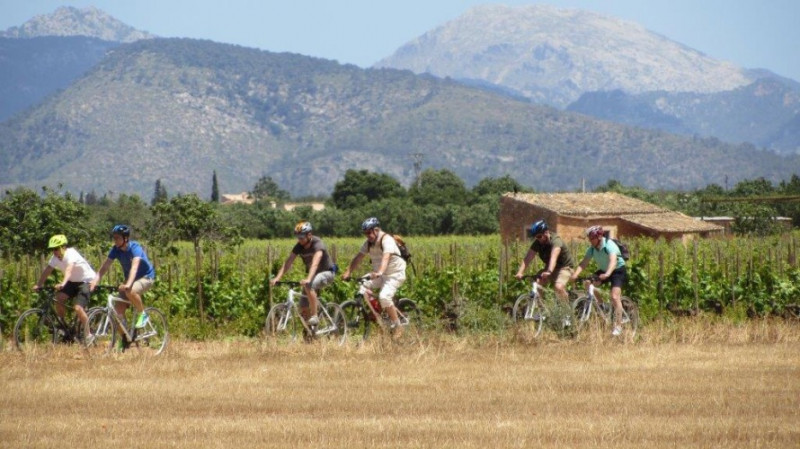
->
xmin=1 ymin=0 xmax=799 ymax=82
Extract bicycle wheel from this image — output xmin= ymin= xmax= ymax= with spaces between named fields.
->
xmin=620 ymin=296 xmax=639 ymax=337
xmin=395 ymin=298 xmax=422 ymax=344
xmin=339 ymin=299 xmax=371 ymax=343
xmin=512 ymin=293 xmax=546 ymax=337
xmin=131 ymin=307 xmax=168 ymax=355
xmin=265 ymin=303 xmax=301 ymax=343
xmin=85 ymin=308 xmax=114 ymax=356
xmin=572 ymin=296 xmax=596 ymax=331
xmin=14 ymin=309 xmax=56 ymax=352
xmin=316 ymin=302 xmax=347 ymax=345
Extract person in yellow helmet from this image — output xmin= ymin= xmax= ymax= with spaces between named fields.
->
xmin=33 ymin=234 xmax=97 ymax=339
xmin=270 ymin=221 xmax=336 ymax=327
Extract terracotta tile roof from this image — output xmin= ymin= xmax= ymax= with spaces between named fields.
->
xmin=621 ymin=212 xmax=723 ymax=233
xmin=505 ymin=192 xmax=665 ymax=216
xmin=504 ymin=192 xmax=723 ymax=233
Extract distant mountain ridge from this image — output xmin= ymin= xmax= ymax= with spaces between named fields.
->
xmin=0 ymin=38 xmax=797 ymax=199
xmin=0 ymin=36 xmax=120 ymax=122
xmin=0 ymin=6 xmax=156 ymax=42
xmin=568 ymin=78 xmax=800 ymax=155
xmin=375 ymin=4 xmax=759 ymax=108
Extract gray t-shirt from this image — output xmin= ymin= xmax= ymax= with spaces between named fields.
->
xmin=292 ymin=236 xmax=333 ymax=276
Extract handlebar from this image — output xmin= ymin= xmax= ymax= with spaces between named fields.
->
xmin=92 ymin=285 xmax=119 ymax=292
xmin=272 ymin=280 xmax=302 ymax=288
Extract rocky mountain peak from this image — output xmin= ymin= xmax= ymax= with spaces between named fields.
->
xmin=376 ymin=4 xmax=755 ymax=107
xmin=0 ymin=6 xmax=156 ymax=43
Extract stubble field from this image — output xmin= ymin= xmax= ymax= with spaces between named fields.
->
xmin=1 ymin=320 xmax=798 ymax=448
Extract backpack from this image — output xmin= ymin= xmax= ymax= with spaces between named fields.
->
xmin=377 ymin=233 xmax=412 ymax=262
xmin=604 ymin=237 xmax=630 ymax=261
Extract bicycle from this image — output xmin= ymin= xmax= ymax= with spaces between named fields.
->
xmin=13 ymin=287 xmax=104 ymax=353
xmin=512 ymin=274 xmax=576 ymax=338
xmin=572 ymin=275 xmax=639 ymax=337
xmin=264 ymin=281 xmax=347 ymax=345
xmin=85 ymin=286 xmax=169 ymax=356
xmin=339 ymin=274 xmax=421 ymax=344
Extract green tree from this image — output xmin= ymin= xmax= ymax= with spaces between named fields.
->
xmin=471 ymin=175 xmax=531 ymax=198
xmin=149 ymin=194 xmax=241 ymax=321
xmin=151 ymin=179 xmax=168 ymax=206
xmin=0 ymin=187 xmax=90 ymax=258
xmin=409 ymin=169 xmax=468 ymax=207
xmin=330 ymin=169 xmax=406 ymax=209
xmin=211 ymin=171 xmax=220 ymax=203
xmin=251 ymin=175 xmax=290 ymax=202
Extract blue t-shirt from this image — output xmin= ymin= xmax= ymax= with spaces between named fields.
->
xmin=584 ymin=237 xmax=626 ymax=271
xmin=108 ymin=240 xmax=156 ymax=280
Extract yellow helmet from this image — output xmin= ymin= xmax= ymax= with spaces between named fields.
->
xmin=48 ymin=234 xmax=68 ymax=248
xmin=294 ymin=221 xmax=312 ymax=236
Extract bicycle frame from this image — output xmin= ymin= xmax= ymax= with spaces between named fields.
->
xmin=268 ymin=281 xmax=344 ymax=341
xmin=354 ymin=275 xmax=412 ymax=326
xmin=88 ymin=287 xmax=164 ymax=350
xmin=572 ymin=276 xmax=639 ymax=336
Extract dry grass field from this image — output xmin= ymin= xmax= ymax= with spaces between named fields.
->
xmin=1 ymin=319 xmax=799 ymax=448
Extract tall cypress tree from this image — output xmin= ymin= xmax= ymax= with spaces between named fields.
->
xmin=211 ymin=171 xmax=220 ymax=203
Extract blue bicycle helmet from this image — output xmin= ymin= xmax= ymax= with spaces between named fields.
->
xmin=361 ymin=217 xmax=380 ymax=231
xmin=111 ymin=224 xmax=131 ymax=238
xmin=528 ymin=220 xmax=548 ymax=237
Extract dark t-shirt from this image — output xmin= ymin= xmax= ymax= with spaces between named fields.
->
xmin=292 ymin=236 xmax=333 ymax=276
xmin=529 ymin=232 xmax=576 ymax=269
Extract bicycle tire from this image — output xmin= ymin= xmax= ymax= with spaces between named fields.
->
xmin=14 ymin=309 xmax=56 ymax=352
xmin=395 ymin=298 xmax=422 ymax=344
xmin=620 ymin=296 xmax=639 ymax=337
xmin=85 ymin=308 xmax=114 ymax=356
xmin=318 ymin=302 xmax=347 ymax=345
xmin=339 ymin=299 xmax=370 ymax=343
xmin=512 ymin=293 xmax=546 ymax=337
xmin=131 ymin=307 xmax=168 ymax=355
xmin=572 ymin=295 xmax=596 ymax=331
xmin=264 ymin=303 xmax=302 ymax=343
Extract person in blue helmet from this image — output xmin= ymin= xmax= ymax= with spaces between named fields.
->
xmin=90 ymin=225 xmax=155 ymax=330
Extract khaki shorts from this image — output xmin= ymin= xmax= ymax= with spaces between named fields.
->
xmin=132 ymin=277 xmax=155 ymax=295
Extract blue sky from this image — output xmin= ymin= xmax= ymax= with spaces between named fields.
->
xmin=1 ymin=0 xmax=799 ymax=82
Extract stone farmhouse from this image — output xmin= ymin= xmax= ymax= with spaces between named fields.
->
xmin=500 ymin=192 xmax=723 ymax=244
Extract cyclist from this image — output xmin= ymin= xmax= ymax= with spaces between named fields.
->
xmin=90 ymin=225 xmax=155 ymax=331
xmin=33 ymin=234 xmax=97 ymax=340
xmin=570 ymin=225 xmax=627 ymax=336
xmin=270 ymin=221 xmax=336 ymax=326
xmin=341 ymin=217 xmax=406 ymax=335
xmin=514 ymin=220 xmax=576 ymax=303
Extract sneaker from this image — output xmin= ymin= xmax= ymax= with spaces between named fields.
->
xmin=390 ymin=322 xmax=404 ymax=339
xmin=562 ymin=317 xmax=571 ymax=327
xmin=612 ymin=326 xmax=623 ymax=337
xmin=135 ymin=312 xmax=149 ymax=329
xmin=307 ymin=315 xmax=319 ymax=326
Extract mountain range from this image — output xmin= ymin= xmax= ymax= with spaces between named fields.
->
xmin=1 ymin=38 xmax=796 ymax=199
xmin=376 ymin=4 xmax=800 ymax=154
xmin=0 ymin=5 xmax=798 ymax=199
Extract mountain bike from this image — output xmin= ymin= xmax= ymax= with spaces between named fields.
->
xmin=85 ymin=287 xmax=169 ymax=356
xmin=512 ymin=274 xmax=576 ymax=338
xmin=572 ymin=275 xmax=639 ymax=337
xmin=264 ymin=281 xmax=347 ymax=345
xmin=13 ymin=287 xmax=104 ymax=353
xmin=339 ymin=274 xmax=421 ymax=344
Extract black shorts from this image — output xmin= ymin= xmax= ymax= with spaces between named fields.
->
xmin=594 ymin=267 xmax=627 ymax=288
xmin=60 ymin=281 xmax=91 ymax=309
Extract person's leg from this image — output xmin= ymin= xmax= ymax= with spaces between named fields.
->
xmin=54 ymin=291 xmax=69 ymax=320
xmin=378 ymin=277 xmax=404 ymax=326
xmin=131 ymin=278 xmax=154 ymax=327
xmin=554 ymin=268 xmax=573 ymax=303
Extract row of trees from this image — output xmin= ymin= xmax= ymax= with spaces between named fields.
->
xmin=2 ymin=170 xmax=799 ymax=259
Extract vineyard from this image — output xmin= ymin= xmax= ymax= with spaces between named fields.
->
xmin=2 ymin=232 xmax=799 ymax=339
